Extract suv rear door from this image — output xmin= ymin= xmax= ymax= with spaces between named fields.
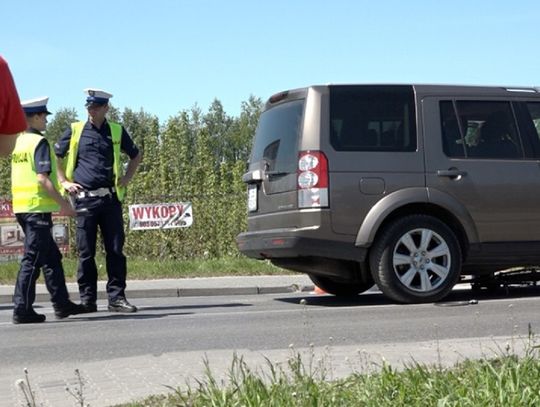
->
xmin=328 ymin=85 xmax=425 ymax=236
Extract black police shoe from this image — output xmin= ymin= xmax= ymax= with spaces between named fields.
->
xmin=53 ymin=300 xmax=86 ymax=319
xmin=108 ymin=298 xmax=137 ymax=313
xmin=12 ymin=309 xmax=46 ymax=324
xmin=80 ymin=301 xmax=98 ymax=313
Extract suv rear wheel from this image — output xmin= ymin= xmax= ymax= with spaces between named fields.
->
xmin=369 ymin=215 xmax=462 ymax=303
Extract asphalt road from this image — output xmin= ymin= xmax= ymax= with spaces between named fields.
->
xmin=1 ymin=286 xmax=540 ymax=406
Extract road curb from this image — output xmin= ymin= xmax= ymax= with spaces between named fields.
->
xmin=0 ymin=284 xmax=315 ymax=304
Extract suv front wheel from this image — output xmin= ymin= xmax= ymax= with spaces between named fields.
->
xmin=369 ymin=215 xmax=462 ymax=303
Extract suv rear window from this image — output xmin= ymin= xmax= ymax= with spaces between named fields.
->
xmin=250 ymin=99 xmax=304 ymax=173
xmin=330 ymin=85 xmax=417 ymax=152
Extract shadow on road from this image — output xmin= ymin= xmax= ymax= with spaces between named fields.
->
xmin=276 ymin=284 xmax=540 ymax=308
xmin=55 ymin=311 xmax=194 ymax=322
xmin=50 ymin=302 xmax=253 ymax=323
xmin=436 ymin=285 xmax=540 ymax=306
xmin=140 ymin=302 xmax=252 ymax=312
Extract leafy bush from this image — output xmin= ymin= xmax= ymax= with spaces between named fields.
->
xmin=0 ymin=97 xmax=263 ymax=260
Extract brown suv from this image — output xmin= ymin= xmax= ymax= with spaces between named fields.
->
xmin=236 ymin=85 xmax=540 ymax=303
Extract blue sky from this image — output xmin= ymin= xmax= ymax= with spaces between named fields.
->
xmin=2 ymin=0 xmax=539 ymax=122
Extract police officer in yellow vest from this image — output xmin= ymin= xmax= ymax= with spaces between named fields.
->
xmin=55 ymin=89 xmax=142 ymax=313
xmin=11 ymin=97 xmax=84 ymax=324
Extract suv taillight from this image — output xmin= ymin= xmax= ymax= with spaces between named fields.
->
xmin=297 ymin=150 xmax=329 ymax=208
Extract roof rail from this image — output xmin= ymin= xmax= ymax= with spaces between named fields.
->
xmin=505 ymin=87 xmax=539 ymax=93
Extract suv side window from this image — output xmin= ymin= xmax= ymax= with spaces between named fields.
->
xmin=526 ymin=102 xmax=540 ymax=141
xmin=440 ymin=101 xmax=466 ymax=158
xmin=457 ymin=101 xmax=522 ymax=159
xmin=330 ymin=86 xmax=416 ymax=152
xmin=441 ymin=100 xmax=523 ymax=159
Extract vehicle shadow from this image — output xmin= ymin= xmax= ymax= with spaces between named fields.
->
xmin=277 ymin=284 xmax=540 ymax=308
xmin=63 ymin=311 xmax=194 ymax=322
xmin=139 ymin=302 xmax=252 ymax=312
xmin=435 ymin=285 xmax=540 ymax=306
xmin=55 ymin=302 xmax=253 ymax=322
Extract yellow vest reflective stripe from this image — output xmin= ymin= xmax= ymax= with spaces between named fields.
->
xmin=11 ymin=132 xmax=59 ymax=213
xmin=65 ymin=121 xmax=126 ymax=201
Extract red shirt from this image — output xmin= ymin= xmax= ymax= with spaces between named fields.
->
xmin=0 ymin=56 xmax=26 ymax=135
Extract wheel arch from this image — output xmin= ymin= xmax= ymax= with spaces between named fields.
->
xmin=355 ymin=187 xmax=478 ymax=261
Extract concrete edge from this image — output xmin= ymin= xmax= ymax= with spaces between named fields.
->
xmin=0 ymin=284 xmax=316 ymax=305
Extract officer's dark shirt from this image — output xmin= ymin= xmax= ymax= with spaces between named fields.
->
xmin=30 ymin=129 xmax=53 ymax=175
xmin=54 ymin=120 xmax=139 ymax=189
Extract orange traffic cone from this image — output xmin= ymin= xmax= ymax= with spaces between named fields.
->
xmin=314 ymin=285 xmax=327 ymax=295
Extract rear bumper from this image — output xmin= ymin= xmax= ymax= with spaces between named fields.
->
xmin=236 ymin=229 xmax=367 ymax=262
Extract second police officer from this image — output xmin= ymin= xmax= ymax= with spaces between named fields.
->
xmin=55 ymin=89 xmax=142 ymax=313
xmin=12 ymin=97 xmax=83 ymax=324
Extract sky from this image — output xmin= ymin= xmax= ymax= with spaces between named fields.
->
xmin=2 ymin=0 xmax=540 ymax=122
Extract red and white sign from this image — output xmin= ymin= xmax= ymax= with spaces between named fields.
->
xmin=128 ymin=202 xmax=193 ymax=230
xmin=0 ymin=198 xmax=70 ymax=261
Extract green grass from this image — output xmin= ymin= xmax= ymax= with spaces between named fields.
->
xmin=0 ymin=257 xmax=290 ymax=285
xmin=116 ymin=348 xmax=540 ymax=407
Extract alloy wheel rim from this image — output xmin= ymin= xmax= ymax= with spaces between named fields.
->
xmin=392 ymin=228 xmax=451 ymax=292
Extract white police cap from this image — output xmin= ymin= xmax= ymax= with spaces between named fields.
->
xmin=84 ymin=88 xmax=113 ymax=105
xmin=21 ymin=96 xmax=52 ymax=115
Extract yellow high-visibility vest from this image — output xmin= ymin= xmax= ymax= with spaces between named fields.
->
xmin=11 ymin=132 xmax=59 ymax=213
xmin=64 ymin=121 xmax=126 ymax=201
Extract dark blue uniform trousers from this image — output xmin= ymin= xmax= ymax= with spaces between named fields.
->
xmin=13 ymin=213 xmax=70 ymax=314
xmin=75 ymin=194 xmax=127 ymax=303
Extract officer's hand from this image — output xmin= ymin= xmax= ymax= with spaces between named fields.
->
xmin=61 ymin=180 xmax=83 ymax=194
xmin=60 ymin=200 xmax=76 ymax=217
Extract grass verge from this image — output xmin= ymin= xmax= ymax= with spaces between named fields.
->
xmin=0 ymin=256 xmax=290 ymax=285
xmin=115 ymin=346 xmax=540 ymax=407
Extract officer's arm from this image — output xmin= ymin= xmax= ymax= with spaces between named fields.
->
xmin=0 ymin=133 xmax=19 ymax=156
xmin=55 ymin=157 xmax=67 ymax=184
xmin=54 ymin=129 xmax=83 ymax=193
xmin=56 ymin=157 xmax=83 ymax=194
xmin=119 ymin=151 xmax=142 ymax=188
xmin=37 ymin=173 xmax=76 ymax=216
xmin=0 ymin=57 xmax=26 ymax=156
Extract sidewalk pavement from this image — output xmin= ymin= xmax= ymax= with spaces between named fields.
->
xmin=0 ymin=274 xmax=315 ymax=304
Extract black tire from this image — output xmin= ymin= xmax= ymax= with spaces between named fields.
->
xmin=369 ymin=214 xmax=462 ymax=303
xmin=309 ymin=274 xmax=374 ymax=297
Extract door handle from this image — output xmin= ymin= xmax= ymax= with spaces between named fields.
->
xmin=436 ymin=169 xmax=467 ymax=180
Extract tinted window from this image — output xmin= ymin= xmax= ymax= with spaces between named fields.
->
xmin=250 ymin=99 xmax=304 ymax=173
xmin=455 ymin=101 xmax=522 ymax=159
xmin=330 ymin=86 xmax=416 ymax=151
xmin=440 ymin=101 xmax=465 ymax=158
xmin=526 ymin=102 xmax=540 ymax=141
